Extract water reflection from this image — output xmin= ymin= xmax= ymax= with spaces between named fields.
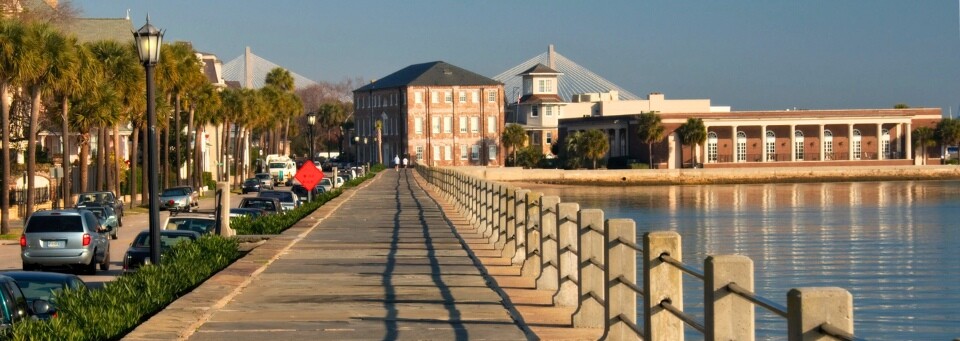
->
xmin=516 ymin=180 xmax=960 ymax=340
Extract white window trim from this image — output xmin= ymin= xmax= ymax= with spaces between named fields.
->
xmin=488 ymin=145 xmax=497 ymax=160
xmin=470 ymin=117 xmax=479 ymax=133
xmin=414 ymin=117 xmax=423 ymax=134
xmin=460 ymin=145 xmax=468 ymax=160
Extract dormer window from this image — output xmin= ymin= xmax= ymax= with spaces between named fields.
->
xmin=538 ymin=80 xmax=546 ymax=93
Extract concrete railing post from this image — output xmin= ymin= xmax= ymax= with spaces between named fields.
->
xmin=554 ymin=202 xmax=580 ymax=307
xmin=605 ymin=219 xmax=639 ymax=341
xmin=705 ymin=255 xmax=754 ymax=341
xmin=521 ymin=191 xmax=542 ymax=277
xmin=787 ymin=287 xmax=854 ymax=341
xmin=486 ymin=182 xmax=498 ymax=241
xmin=511 ymin=189 xmax=530 ymax=265
xmin=502 ymin=187 xmax=518 ymax=260
xmin=644 ymin=231 xmax=684 ymax=341
xmin=495 ymin=185 xmax=509 ymax=250
xmin=537 ymin=196 xmax=561 ymax=290
xmin=572 ymin=209 xmax=605 ymax=328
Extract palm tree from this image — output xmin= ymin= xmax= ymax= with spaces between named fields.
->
xmin=317 ymin=101 xmax=347 ymax=158
xmin=375 ymin=119 xmax=383 ymax=164
xmin=913 ymin=127 xmax=936 ymax=165
xmin=564 ymin=131 xmax=584 ymax=169
xmin=678 ymin=118 xmax=707 ymax=168
xmin=636 ymin=111 xmax=665 ymax=168
xmin=190 ymin=83 xmax=221 ymax=189
xmin=265 ymin=67 xmax=295 ymax=154
xmin=46 ymin=37 xmax=84 ymax=208
xmin=158 ymin=42 xmax=202 ymax=186
xmin=0 ymin=18 xmax=30 ymax=234
xmin=580 ymin=129 xmax=610 ymax=169
xmin=501 ymin=123 xmax=527 ymax=166
xmin=935 ymin=118 xmax=960 ymax=159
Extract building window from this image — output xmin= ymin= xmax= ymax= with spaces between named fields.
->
xmin=737 ymin=131 xmax=747 ymax=162
xmin=443 ymin=116 xmax=452 ymax=133
xmin=472 ymin=91 xmax=479 ymax=103
xmin=532 ymin=131 xmax=541 ymax=145
xmin=853 ymin=129 xmax=862 ymax=160
xmin=487 ymin=116 xmax=496 ymax=134
xmin=531 ymin=106 xmax=539 ymax=117
xmin=416 ymin=145 xmax=424 ymax=159
xmin=459 ymin=91 xmax=466 ymax=103
xmin=795 ymin=130 xmax=804 ymax=160
xmin=459 ymin=116 xmax=467 ymax=133
xmin=545 ymin=106 xmax=553 ymax=116
xmin=444 ymin=91 xmax=452 ymax=103
xmin=415 ymin=92 xmax=422 ymax=104
xmin=824 ymin=130 xmax=834 ymax=160
xmin=471 ymin=145 xmax=480 ymax=160
xmin=538 ymin=79 xmax=546 ymax=92
xmin=414 ymin=117 xmax=423 ymax=134
xmin=460 ymin=145 xmax=468 ymax=160
xmin=546 ymin=132 xmax=553 ymax=144
xmin=488 ymin=91 xmax=496 ymax=102
xmin=881 ymin=129 xmax=891 ymax=158
xmin=470 ymin=117 xmax=479 ymax=133
xmin=766 ymin=130 xmax=776 ymax=161
xmin=488 ymin=145 xmax=497 ymax=160
xmin=444 ymin=145 xmax=452 ymax=160
xmin=546 ymin=80 xmax=553 ymax=92
xmin=707 ymin=132 xmax=718 ymax=162
xmin=432 ymin=117 xmax=440 ymax=134
xmin=433 ymin=146 xmax=440 ymax=160
xmin=431 ymin=91 xmax=438 ymax=103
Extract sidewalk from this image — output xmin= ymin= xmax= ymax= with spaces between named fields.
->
xmin=125 ymin=170 xmax=528 ymax=340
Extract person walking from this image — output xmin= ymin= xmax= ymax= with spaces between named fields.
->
xmin=394 ymin=155 xmax=400 ymax=171
xmin=402 ymin=156 xmax=408 ymax=170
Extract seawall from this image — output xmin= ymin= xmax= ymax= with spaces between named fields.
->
xmin=453 ymin=165 xmax=960 ymax=186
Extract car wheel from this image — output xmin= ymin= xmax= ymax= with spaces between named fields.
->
xmin=22 ymin=263 xmax=36 ymax=271
xmin=100 ymin=250 xmax=110 ymax=271
xmin=119 ymin=217 xmax=123 ymax=227
xmin=83 ymin=255 xmax=97 ymax=275
xmin=111 ymin=228 xmax=119 ymax=240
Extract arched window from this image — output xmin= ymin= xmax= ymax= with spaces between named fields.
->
xmin=736 ymin=131 xmax=747 ymax=162
xmin=765 ymin=130 xmax=776 ymax=161
xmin=852 ymin=129 xmax=862 ymax=160
xmin=707 ymin=132 xmax=718 ymax=162
xmin=824 ymin=130 xmax=834 ymax=160
xmin=794 ymin=130 xmax=805 ymax=161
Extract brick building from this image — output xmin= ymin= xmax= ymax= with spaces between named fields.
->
xmin=353 ymin=61 xmax=505 ymax=166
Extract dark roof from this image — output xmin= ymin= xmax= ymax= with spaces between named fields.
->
xmin=518 ymin=63 xmax=561 ymax=76
xmin=225 ymin=80 xmax=242 ymax=89
xmin=519 ymin=94 xmax=565 ymax=104
xmin=355 ymin=61 xmax=501 ymax=92
xmin=58 ymin=18 xmax=133 ymax=44
xmin=202 ymin=62 xmax=218 ymax=84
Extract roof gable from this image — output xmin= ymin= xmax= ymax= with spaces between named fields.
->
xmin=519 ymin=63 xmax=561 ymax=76
xmin=355 ymin=61 xmax=501 ymax=92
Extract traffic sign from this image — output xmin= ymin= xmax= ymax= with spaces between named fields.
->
xmin=295 ymin=161 xmax=324 ymax=191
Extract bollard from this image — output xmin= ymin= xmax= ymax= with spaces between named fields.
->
xmin=217 ymin=182 xmax=234 ymax=237
xmin=502 ymin=187 xmax=518 ymax=260
xmin=644 ymin=231 xmax=684 ymax=341
xmin=521 ymin=191 xmax=542 ymax=277
xmin=332 ymin=167 xmax=338 ymax=188
xmin=537 ymin=196 xmax=561 ymax=291
xmin=554 ymin=202 xmax=580 ymax=307
xmin=511 ymin=189 xmax=530 ymax=266
xmin=705 ymin=255 xmax=754 ymax=341
xmin=495 ymin=184 xmax=509 ymax=251
xmin=572 ymin=209 xmax=605 ymax=328
xmin=605 ymin=219 xmax=639 ymax=341
xmin=787 ymin=287 xmax=854 ymax=341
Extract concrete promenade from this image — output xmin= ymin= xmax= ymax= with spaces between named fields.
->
xmin=125 ymin=170 xmax=531 ymax=340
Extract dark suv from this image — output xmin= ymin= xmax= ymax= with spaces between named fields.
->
xmin=76 ymin=191 xmax=124 ymax=226
xmin=20 ymin=209 xmax=112 ymax=274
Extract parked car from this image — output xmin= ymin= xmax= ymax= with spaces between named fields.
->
xmin=254 ymin=173 xmax=274 ymax=190
xmin=291 ymin=184 xmax=324 ymax=202
xmin=238 ymin=197 xmax=282 ymax=215
xmin=76 ymin=191 xmax=124 ymax=226
xmin=241 ymin=178 xmax=263 ymax=194
xmin=2 ymin=271 xmax=85 ymax=319
xmin=158 ymin=186 xmax=199 ymax=212
xmin=318 ymin=178 xmax=333 ymax=193
xmin=257 ymin=190 xmax=299 ymax=212
xmin=229 ymin=208 xmax=265 ymax=219
xmin=20 ymin=209 xmax=111 ymax=275
xmin=0 ymin=274 xmax=32 ymax=328
xmin=163 ymin=215 xmax=217 ymax=235
xmin=122 ymin=230 xmax=201 ymax=272
xmin=79 ymin=204 xmax=119 ymax=240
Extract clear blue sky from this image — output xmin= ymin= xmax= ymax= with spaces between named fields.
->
xmin=75 ymin=0 xmax=960 ymax=114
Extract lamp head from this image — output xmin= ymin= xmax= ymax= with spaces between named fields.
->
xmin=133 ymin=15 xmax=163 ymax=65
xmin=307 ymin=112 xmax=317 ymax=126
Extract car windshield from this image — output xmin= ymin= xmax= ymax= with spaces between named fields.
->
xmin=14 ymin=279 xmax=71 ymax=303
xmin=269 ymin=162 xmax=287 ymax=168
xmin=26 ymin=216 xmax=83 ymax=233
xmin=260 ymin=192 xmax=293 ymax=202
xmin=244 ymin=179 xmax=259 ymax=184
xmin=320 ymin=178 xmax=331 ymax=185
xmin=161 ymin=188 xmax=188 ymax=196
xmin=166 ymin=218 xmax=216 ymax=234
xmin=241 ymin=200 xmax=276 ymax=211
xmin=256 ymin=174 xmax=270 ymax=179
xmin=133 ymin=233 xmax=197 ymax=249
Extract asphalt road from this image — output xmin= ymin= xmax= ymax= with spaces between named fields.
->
xmin=0 ymin=189 xmax=263 ymax=289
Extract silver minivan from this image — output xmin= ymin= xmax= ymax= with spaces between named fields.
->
xmin=20 ymin=209 xmax=112 ymax=275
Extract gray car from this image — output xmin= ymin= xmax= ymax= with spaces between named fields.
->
xmin=158 ymin=186 xmax=199 ymax=212
xmin=81 ymin=205 xmax=120 ymax=240
xmin=20 ymin=209 xmax=112 ymax=275
xmin=257 ymin=190 xmax=298 ymax=212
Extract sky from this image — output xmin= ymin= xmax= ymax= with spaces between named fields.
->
xmin=74 ymin=0 xmax=960 ymax=114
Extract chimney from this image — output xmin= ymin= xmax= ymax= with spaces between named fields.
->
xmin=548 ymin=44 xmax=556 ymax=69
xmin=244 ymin=47 xmax=253 ymax=89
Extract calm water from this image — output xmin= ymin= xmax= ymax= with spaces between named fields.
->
xmin=520 ymin=180 xmax=960 ymax=340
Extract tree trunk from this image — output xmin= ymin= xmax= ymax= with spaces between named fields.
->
xmin=0 ymin=83 xmax=10 ymax=234
xmin=283 ymin=118 xmax=290 ymax=155
xmin=130 ymin=125 xmax=139 ymax=208
xmin=648 ymin=143 xmax=653 ymax=169
xmin=221 ymin=120 xmax=230 ymax=181
xmin=60 ymin=99 xmax=72 ymax=208
xmin=174 ymin=94 xmax=181 ymax=186
xmin=26 ymin=87 xmax=41 ymax=218
xmin=162 ymin=124 xmax=169 ymax=188
xmin=97 ymin=128 xmax=106 ymax=191
xmin=194 ymin=125 xmax=203 ymax=190
xmin=186 ymin=106 xmax=195 ymax=189
xmin=79 ymin=132 xmax=90 ymax=193
xmin=233 ymin=127 xmax=243 ymax=188
xmin=113 ymin=124 xmax=122 ymax=199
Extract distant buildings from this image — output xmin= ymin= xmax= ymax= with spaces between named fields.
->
xmin=353 ymin=61 xmax=505 ymax=166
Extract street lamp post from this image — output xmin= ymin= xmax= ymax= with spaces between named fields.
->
xmin=354 ymin=136 xmax=359 ymax=164
xmin=307 ymin=112 xmax=316 ymax=202
xmin=133 ymin=17 xmax=164 ymax=265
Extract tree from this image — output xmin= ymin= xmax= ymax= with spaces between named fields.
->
xmin=636 ymin=111 xmax=665 ymax=168
xmin=265 ymin=67 xmax=295 ymax=154
xmin=563 ymin=131 xmax=584 ymax=169
xmin=893 ymin=103 xmax=910 ymax=109
xmin=678 ymin=118 xmax=707 ymax=168
xmin=157 ymin=42 xmax=203 ymax=186
xmin=316 ymin=101 xmax=347 ymax=158
xmin=515 ymin=145 xmax=544 ymax=169
xmin=580 ymin=129 xmax=610 ymax=169
xmin=0 ymin=18 xmax=30 ymax=234
xmin=500 ymin=123 xmax=527 ymax=166
xmin=46 ymin=35 xmax=83 ymax=208
xmin=913 ymin=127 xmax=936 ymax=165
xmin=936 ymin=118 xmax=960 ymax=160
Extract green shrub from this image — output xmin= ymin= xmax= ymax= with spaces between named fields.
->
xmin=7 ymin=236 xmax=239 ymax=341
xmin=202 ymin=171 xmax=216 ymax=190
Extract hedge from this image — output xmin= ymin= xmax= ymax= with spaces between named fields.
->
xmin=5 ymin=236 xmax=239 ymax=341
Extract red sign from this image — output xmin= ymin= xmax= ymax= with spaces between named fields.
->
xmin=295 ymin=161 xmax=324 ymax=190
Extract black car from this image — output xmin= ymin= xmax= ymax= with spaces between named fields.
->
xmin=123 ymin=230 xmax=201 ymax=272
xmin=76 ymin=191 xmax=123 ymax=226
xmin=2 ymin=271 xmax=85 ymax=319
xmin=237 ymin=197 xmax=282 ymax=215
xmin=241 ymin=178 xmax=262 ymax=194
xmin=291 ymin=183 xmax=325 ymax=202
xmin=229 ymin=208 xmax=265 ymax=219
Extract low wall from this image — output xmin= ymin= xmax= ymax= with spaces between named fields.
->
xmin=454 ymin=165 xmax=960 ymax=186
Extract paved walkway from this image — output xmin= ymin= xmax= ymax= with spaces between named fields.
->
xmin=126 ymin=170 xmax=528 ymax=340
